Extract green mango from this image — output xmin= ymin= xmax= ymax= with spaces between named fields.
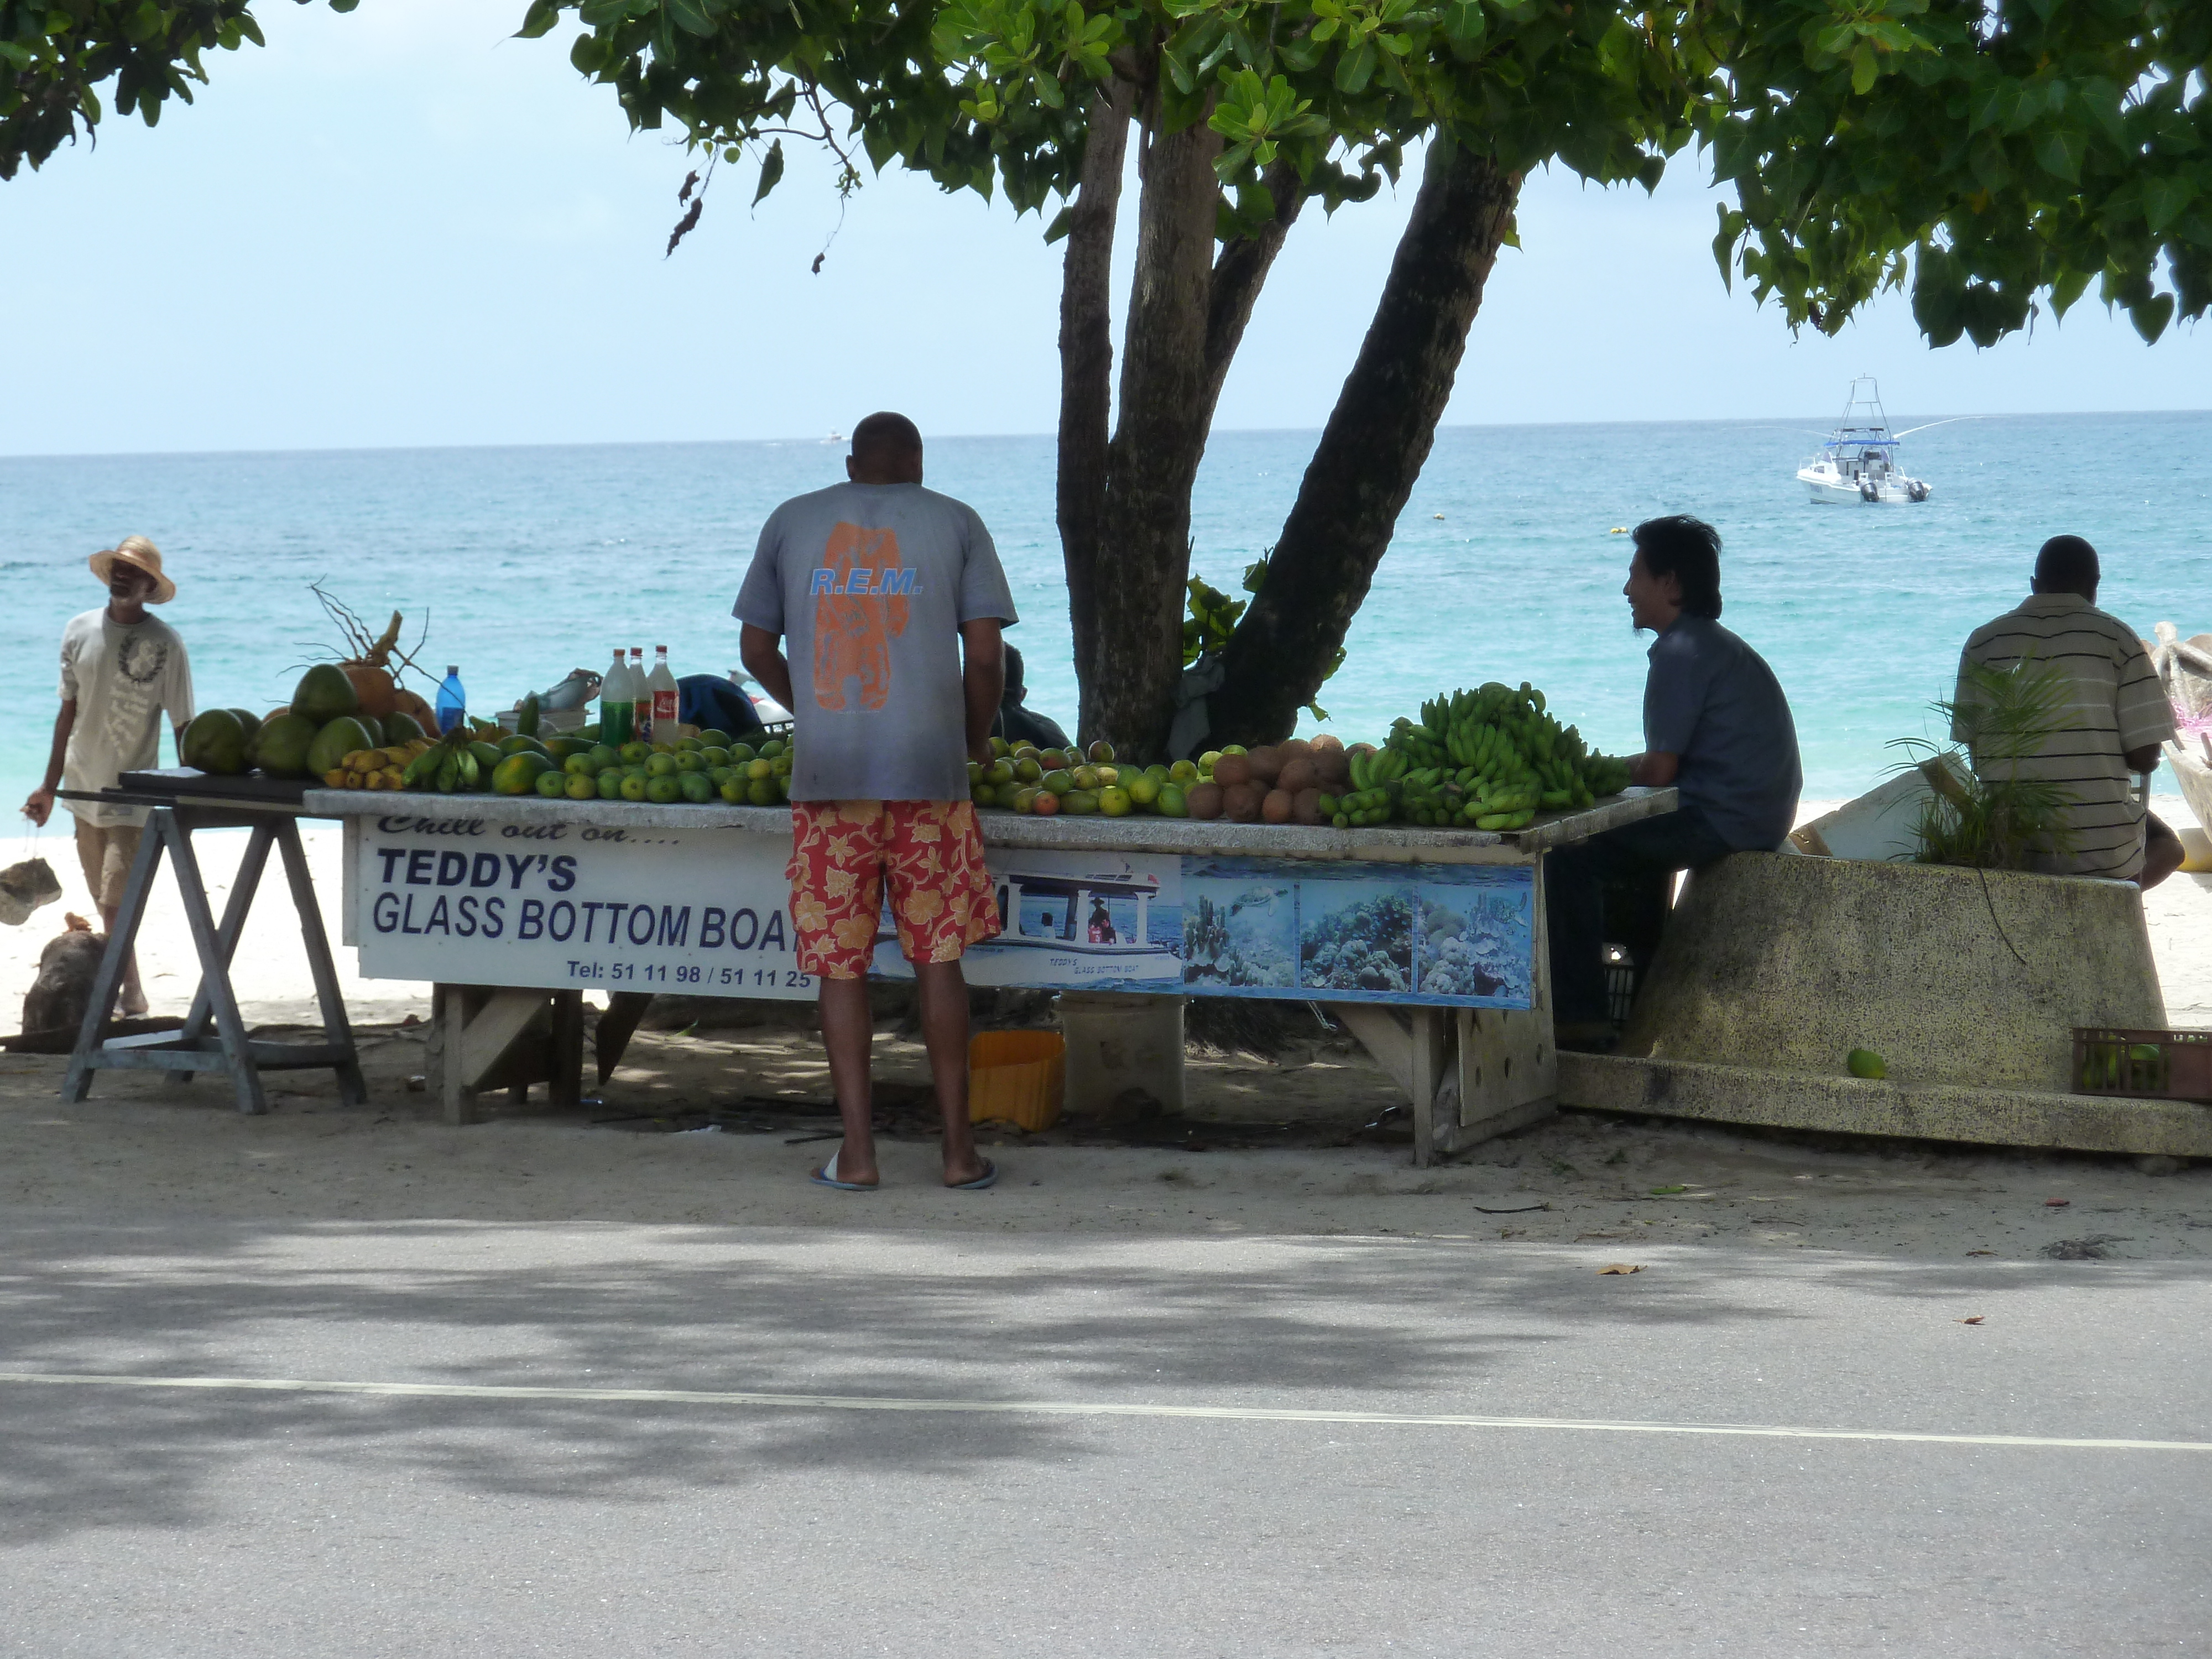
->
xmin=181 ymin=709 xmax=249 ymax=776
xmin=291 ymin=662 xmax=360 ymax=726
xmin=308 ymin=717 xmax=378 ymax=778
xmin=251 ymin=713 xmax=320 ymax=779
xmin=384 ymin=710 xmax=428 ymax=744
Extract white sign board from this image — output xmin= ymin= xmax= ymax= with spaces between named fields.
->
xmin=356 ymin=811 xmax=817 ymax=999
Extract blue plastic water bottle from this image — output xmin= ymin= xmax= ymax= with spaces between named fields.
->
xmin=435 ymin=665 xmax=466 ymax=734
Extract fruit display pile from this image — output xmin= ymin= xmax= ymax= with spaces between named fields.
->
xmin=469 ymin=728 xmax=794 ymax=805
xmin=968 ymin=681 xmax=1634 ymax=831
xmin=180 ymin=664 xmax=440 ymax=786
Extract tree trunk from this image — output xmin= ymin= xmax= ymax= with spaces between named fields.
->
xmin=1082 ymin=116 xmax=1223 ymax=755
xmin=1205 ymin=142 xmax=1522 ymax=748
xmin=1056 ymin=85 xmax=1133 ymax=702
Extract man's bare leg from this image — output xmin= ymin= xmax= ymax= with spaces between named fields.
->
xmin=817 ymin=974 xmax=879 ymax=1185
xmin=96 ymin=901 xmax=148 ymax=1018
xmin=913 ymin=959 xmax=988 ymax=1185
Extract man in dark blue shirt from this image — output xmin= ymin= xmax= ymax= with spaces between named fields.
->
xmin=1547 ymin=515 xmax=1802 ymax=1042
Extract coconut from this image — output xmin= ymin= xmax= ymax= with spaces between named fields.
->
xmin=1277 ymin=757 xmax=1318 ymax=794
xmin=1246 ymin=745 xmax=1285 ymax=783
xmin=1185 ymin=782 xmax=1225 ymax=821
xmin=1261 ymin=788 xmax=1294 ymax=824
xmin=1212 ymin=753 xmax=1254 ymax=788
xmin=1280 ymin=737 xmax=1312 ymax=759
xmin=1308 ymin=733 xmax=1344 ymax=753
xmin=1221 ymin=782 xmax=1265 ymax=822
xmin=1291 ymin=786 xmax=1325 ymax=826
xmin=1313 ymin=749 xmax=1352 ymax=786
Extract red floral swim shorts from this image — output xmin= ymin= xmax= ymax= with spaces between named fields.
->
xmin=787 ymin=800 xmax=1001 ymax=979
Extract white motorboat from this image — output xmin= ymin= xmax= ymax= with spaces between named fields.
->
xmin=1798 ymin=378 xmax=1934 ymax=504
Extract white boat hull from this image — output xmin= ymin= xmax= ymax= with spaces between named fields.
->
xmin=1798 ymin=468 xmax=1931 ymax=504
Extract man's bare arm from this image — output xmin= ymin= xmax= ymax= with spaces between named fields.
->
xmin=961 ymin=618 xmax=1005 ymax=768
xmin=1629 ymin=750 xmax=1679 ymax=787
xmin=739 ymin=624 xmax=795 ymax=714
xmin=22 ymin=699 xmax=76 ymax=826
xmin=2123 ymin=742 xmax=2162 ymax=774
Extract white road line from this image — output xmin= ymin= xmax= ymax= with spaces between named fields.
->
xmin=0 ymin=1370 xmax=2201 ymax=1452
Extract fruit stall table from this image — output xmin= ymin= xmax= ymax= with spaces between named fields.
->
xmin=308 ymin=787 xmax=1676 ymax=1164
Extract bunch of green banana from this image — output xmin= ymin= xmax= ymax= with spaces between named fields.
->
xmin=400 ymin=728 xmax=481 ymax=794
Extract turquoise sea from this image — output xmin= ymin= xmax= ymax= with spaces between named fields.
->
xmin=2 ymin=413 xmax=2205 ymax=817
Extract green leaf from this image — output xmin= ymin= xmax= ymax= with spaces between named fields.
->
xmin=664 ymin=0 xmax=717 ymax=39
xmin=516 ymin=0 xmax=561 ymax=39
xmin=2142 ymin=175 xmax=2197 ymax=236
xmin=1042 ymin=202 xmax=1074 ymax=243
xmin=1334 ymin=39 xmax=1376 ymax=94
xmin=752 ymin=137 xmax=784 ymax=206
xmin=2034 ymin=127 xmax=2084 ymax=184
xmin=1850 ymin=42 xmax=1877 ymax=97
xmin=2130 ymin=292 xmax=2175 ymax=344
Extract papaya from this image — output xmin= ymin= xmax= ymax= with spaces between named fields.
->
xmin=492 ymin=751 xmax=555 ymax=796
xmin=226 ymin=708 xmax=263 ymax=741
xmin=251 ymin=713 xmax=319 ymax=778
xmin=308 ymin=717 xmax=377 ymax=779
xmin=291 ymin=662 xmax=360 ymax=726
xmin=542 ymin=736 xmax=591 ymax=763
xmin=497 ymin=734 xmax=551 ymax=759
xmin=384 ymin=710 xmax=427 ymax=744
xmin=181 ymin=709 xmax=249 ymax=776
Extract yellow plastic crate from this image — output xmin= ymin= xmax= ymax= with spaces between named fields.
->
xmin=968 ymin=1030 xmax=1066 ymax=1132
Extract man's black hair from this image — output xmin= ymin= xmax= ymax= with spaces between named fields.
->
xmin=1631 ymin=514 xmax=1724 ymax=620
xmin=2033 ymin=534 xmax=2100 ymax=598
xmin=1003 ymin=642 xmax=1026 ymax=694
xmin=851 ymin=411 xmax=922 ymax=467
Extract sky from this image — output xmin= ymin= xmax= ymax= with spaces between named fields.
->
xmin=3 ymin=0 xmax=2208 ymax=457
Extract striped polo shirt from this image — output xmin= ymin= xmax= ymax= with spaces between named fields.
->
xmin=1953 ymin=593 xmax=2176 ymax=879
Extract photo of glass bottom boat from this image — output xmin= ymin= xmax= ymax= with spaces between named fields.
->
xmin=870 ymin=858 xmax=1183 ymax=990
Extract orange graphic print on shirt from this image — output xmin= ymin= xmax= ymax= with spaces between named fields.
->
xmin=810 ymin=523 xmax=917 ymax=711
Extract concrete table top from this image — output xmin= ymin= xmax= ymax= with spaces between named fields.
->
xmin=302 ymin=787 xmax=1677 ymax=864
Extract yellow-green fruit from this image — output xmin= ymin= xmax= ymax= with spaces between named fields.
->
xmin=680 ymin=771 xmax=715 ymax=803
xmin=534 ymin=768 xmax=567 ymax=798
xmin=1157 ymin=785 xmax=1188 ymax=818
xmin=747 ymin=778 xmax=779 ymax=806
xmin=1087 ymin=739 xmax=1115 ymax=763
xmin=181 ymin=709 xmax=249 ymax=776
xmin=597 ymin=768 xmax=625 ymax=800
xmin=1125 ymin=775 xmax=1160 ymax=806
xmin=1062 ymin=789 xmax=1100 ymax=815
xmin=1071 ymin=765 xmax=1100 ymax=791
xmin=543 ymin=736 xmax=590 ymax=762
xmin=468 ymin=741 xmax=502 ymax=775
xmin=492 ymin=752 xmax=555 ymax=796
xmin=1014 ymin=757 xmax=1044 ymax=783
xmin=564 ymin=753 xmax=597 ymax=776
xmin=619 ymin=772 xmax=649 ymax=801
xmin=250 ymin=713 xmax=320 ymax=778
xmin=698 ymin=728 xmax=733 ymax=748
xmin=291 ymin=662 xmax=360 ymax=726
xmin=719 ymin=778 xmax=748 ymax=804
xmin=1041 ymin=769 xmax=1074 ymax=794
xmin=1098 ymin=787 xmax=1131 ymax=817
xmin=675 ymin=751 xmax=707 ymax=773
xmin=1846 ymin=1048 xmax=1887 ymax=1079
xmin=994 ymin=780 xmax=1025 ymax=808
xmin=646 ymin=774 xmax=682 ymax=804
xmin=701 ymin=747 xmax=729 ymax=767
xmin=497 ymin=734 xmax=550 ymax=759
xmin=587 ymin=744 xmax=620 ymax=771
xmin=727 ymin=743 xmax=757 ymax=763
xmin=566 ymin=771 xmax=598 ymax=801
xmin=747 ymin=759 xmax=773 ymax=781
xmin=620 ymin=742 xmax=653 ymax=764
xmin=646 ymin=753 xmax=679 ymax=778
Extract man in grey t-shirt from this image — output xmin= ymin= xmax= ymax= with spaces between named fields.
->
xmin=1545 ymin=514 xmax=1802 ymax=1041
xmin=735 ymin=413 xmax=1017 ymax=1191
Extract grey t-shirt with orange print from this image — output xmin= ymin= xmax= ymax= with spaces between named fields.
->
xmin=733 ymin=481 xmax=1018 ymax=802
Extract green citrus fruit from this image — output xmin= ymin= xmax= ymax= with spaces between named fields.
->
xmin=680 ymin=771 xmax=714 ymax=803
xmin=1098 ymin=787 xmax=1131 ymax=817
xmin=597 ymin=768 xmax=624 ymax=800
xmin=620 ymin=772 xmax=649 ymax=802
xmin=534 ymin=768 xmax=568 ymax=798
xmin=645 ymin=774 xmax=682 ymax=804
xmin=1157 ymin=785 xmax=1188 ymax=817
xmin=566 ymin=772 xmax=598 ymax=801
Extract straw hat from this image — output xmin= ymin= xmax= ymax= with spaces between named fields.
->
xmin=88 ymin=535 xmax=176 ymax=604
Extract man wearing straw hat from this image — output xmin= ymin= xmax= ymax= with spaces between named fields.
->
xmin=20 ymin=537 xmax=196 ymax=1017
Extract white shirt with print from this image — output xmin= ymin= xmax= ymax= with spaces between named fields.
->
xmin=59 ymin=608 xmax=196 ymax=827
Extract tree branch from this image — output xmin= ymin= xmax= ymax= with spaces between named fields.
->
xmin=1207 ymin=140 xmax=1522 ymax=746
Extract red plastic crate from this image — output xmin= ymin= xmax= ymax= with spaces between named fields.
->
xmin=2072 ymin=1027 xmax=2212 ymax=1103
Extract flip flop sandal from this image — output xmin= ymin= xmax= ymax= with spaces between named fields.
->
xmin=946 ymin=1159 xmax=999 ymax=1191
xmin=810 ymin=1149 xmax=877 ymax=1192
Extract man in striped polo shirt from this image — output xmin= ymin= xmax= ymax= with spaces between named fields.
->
xmin=1955 ymin=535 xmax=2182 ymax=886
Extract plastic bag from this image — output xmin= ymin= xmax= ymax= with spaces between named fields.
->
xmin=0 ymin=857 xmax=63 ymax=926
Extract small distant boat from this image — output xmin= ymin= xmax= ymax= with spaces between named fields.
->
xmin=1798 ymin=378 xmax=1934 ymax=504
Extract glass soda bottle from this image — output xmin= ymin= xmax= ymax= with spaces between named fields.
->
xmin=648 ymin=646 xmax=679 ymax=740
xmin=435 ymin=665 xmax=466 ymax=734
xmin=599 ymin=647 xmax=634 ymax=748
xmin=630 ymin=648 xmax=650 ymax=742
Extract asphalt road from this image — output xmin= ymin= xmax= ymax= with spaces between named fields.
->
xmin=2 ymin=1219 xmax=2206 ymax=1657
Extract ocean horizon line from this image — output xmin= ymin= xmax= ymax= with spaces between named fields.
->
xmin=6 ymin=405 xmax=2210 ymax=467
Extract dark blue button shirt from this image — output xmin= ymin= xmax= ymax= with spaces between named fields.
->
xmin=1644 ymin=615 xmax=1802 ymax=851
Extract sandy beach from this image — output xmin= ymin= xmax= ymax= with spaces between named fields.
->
xmin=0 ymin=803 xmax=2206 ymax=1261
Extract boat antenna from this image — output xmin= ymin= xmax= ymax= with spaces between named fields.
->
xmin=1890 ymin=415 xmax=1984 ymax=439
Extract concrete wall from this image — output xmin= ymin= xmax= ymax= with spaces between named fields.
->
xmin=1621 ymin=853 xmax=2165 ymax=1092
